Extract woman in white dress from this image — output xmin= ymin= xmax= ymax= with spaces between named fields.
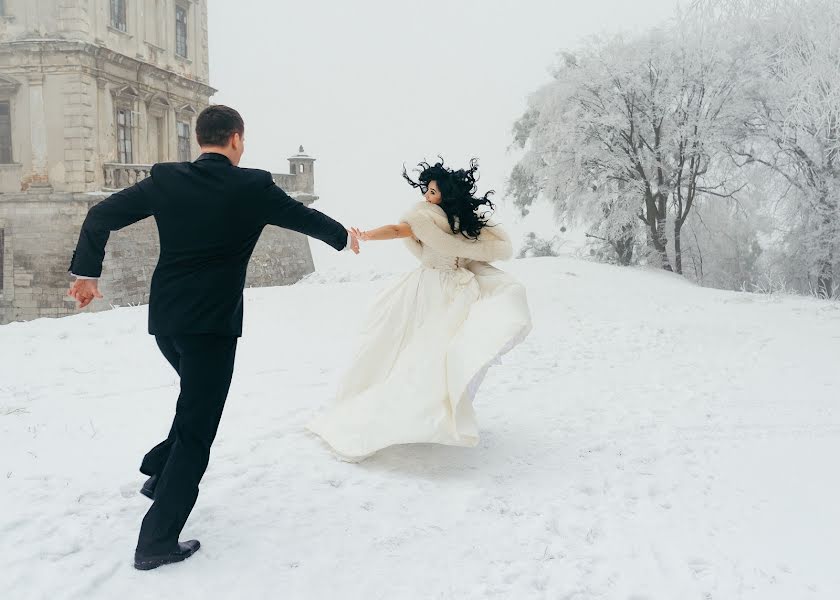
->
xmin=307 ymin=159 xmax=532 ymax=461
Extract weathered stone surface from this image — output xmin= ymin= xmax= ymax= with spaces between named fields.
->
xmin=0 ymin=192 xmax=317 ymax=324
xmin=0 ymin=1 xmax=319 ymax=325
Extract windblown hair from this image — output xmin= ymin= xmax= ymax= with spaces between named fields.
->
xmin=402 ymin=158 xmax=495 ymax=239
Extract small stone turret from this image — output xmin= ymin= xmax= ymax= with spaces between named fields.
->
xmin=272 ymin=145 xmax=318 ymax=206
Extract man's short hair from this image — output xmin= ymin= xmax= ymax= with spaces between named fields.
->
xmin=196 ymin=105 xmax=245 ymax=147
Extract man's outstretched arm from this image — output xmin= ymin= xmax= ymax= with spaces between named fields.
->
xmin=67 ymin=179 xmax=154 ymax=307
xmin=261 ymin=177 xmax=359 ymax=254
xmin=69 ymin=178 xmax=154 ymax=277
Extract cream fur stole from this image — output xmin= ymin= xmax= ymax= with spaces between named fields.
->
xmin=399 ymin=201 xmax=513 ymax=263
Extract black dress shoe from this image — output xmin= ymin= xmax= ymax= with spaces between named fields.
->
xmin=134 ymin=540 xmax=201 ymax=571
xmin=140 ymin=474 xmax=158 ymax=500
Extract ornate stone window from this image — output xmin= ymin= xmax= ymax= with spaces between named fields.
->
xmin=0 ymin=101 xmax=11 ymax=164
xmin=116 ymin=108 xmax=134 ymax=163
xmin=176 ymin=104 xmax=196 ymax=161
xmin=113 ymin=85 xmax=141 ymax=164
xmin=177 ymin=120 xmax=191 ymax=161
xmin=0 ymin=76 xmax=19 ymax=164
xmin=111 ymin=0 xmax=127 ymax=32
xmin=175 ymin=3 xmax=189 ymax=58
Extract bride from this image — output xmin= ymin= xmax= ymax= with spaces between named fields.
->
xmin=307 ymin=159 xmax=532 ymax=461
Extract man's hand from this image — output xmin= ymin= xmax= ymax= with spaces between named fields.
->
xmin=347 ymin=229 xmax=361 ymax=254
xmin=67 ymin=279 xmax=103 ymax=309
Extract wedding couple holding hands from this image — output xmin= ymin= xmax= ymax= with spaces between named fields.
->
xmin=67 ymin=105 xmax=532 ymax=570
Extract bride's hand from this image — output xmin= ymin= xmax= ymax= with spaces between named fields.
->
xmin=351 ymin=227 xmax=370 ymax=241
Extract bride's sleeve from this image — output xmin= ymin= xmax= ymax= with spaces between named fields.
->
xmin=399 ymin=216 xmax=423 ymax=259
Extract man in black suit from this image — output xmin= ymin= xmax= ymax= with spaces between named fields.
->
xmin=67 ymin=105 xmax=359 ymax=570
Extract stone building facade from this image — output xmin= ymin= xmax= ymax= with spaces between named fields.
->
xmin=0 ymin=0 xmax=319 ymax=325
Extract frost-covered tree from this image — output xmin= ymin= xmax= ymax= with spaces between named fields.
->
xmin=510 ymin=16 xmax=748 ymax=275
xmin=510 ymin=0 xmax=840 ymax=299
xmin=727 ymin=0 xmax=840 ymax=297
xmin=509 ymin=39 xmax=663 ymax=268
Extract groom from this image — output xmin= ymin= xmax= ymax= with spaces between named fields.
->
xmin=67 ymin=105 xmax=359 ymax=570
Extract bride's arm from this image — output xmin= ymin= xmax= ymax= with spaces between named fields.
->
xmin=351 ymin=224 xmax=414 ymax=241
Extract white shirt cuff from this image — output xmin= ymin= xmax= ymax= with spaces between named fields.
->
xmin=72 ymin=274 xmax=99 ymax=280
xmin=342 ymin=231 xmax=352 ymax=252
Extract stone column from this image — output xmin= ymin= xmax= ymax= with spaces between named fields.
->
xmin=168 ymin=107 xmax=179 ymax=161
xmin=26 ymin=73 xmax=51 ymax=190
xmin=95 ymin=77 xmax=108 ymax=188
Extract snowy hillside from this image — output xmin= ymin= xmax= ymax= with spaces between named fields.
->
xmin=2 ymin=257 xmax=839 ymax=599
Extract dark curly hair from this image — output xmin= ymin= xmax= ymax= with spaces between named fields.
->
xmin=403 ymin=158 xmax=496 ymax=239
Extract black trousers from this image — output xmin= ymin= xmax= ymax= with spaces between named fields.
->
xmin=136 ymin=334 xmax=238 ymax=554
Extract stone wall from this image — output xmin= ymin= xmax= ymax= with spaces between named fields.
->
xmin=0 ymin=191 xmax=316 ymax=325
xmin=0 ymin=191 xmax=87 ymax=322
xmin=246 ymin=225 xmax=317 ymax=291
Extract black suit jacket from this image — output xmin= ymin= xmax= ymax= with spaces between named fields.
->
xmin=69 ymin=153 xmax=348 ymax=337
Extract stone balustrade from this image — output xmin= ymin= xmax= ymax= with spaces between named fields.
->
xmin=103 ymin=163 xmax=152 ymax=190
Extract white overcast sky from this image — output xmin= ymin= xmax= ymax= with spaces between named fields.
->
xmin=208 ymin=0 xmax=682 ymax=270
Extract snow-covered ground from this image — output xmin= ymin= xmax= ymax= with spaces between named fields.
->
xmin=2 ymin=256 xmax=840 ymax=599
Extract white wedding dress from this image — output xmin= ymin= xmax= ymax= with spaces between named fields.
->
xmin=307 ymin=201 xmax=532 ymax=461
